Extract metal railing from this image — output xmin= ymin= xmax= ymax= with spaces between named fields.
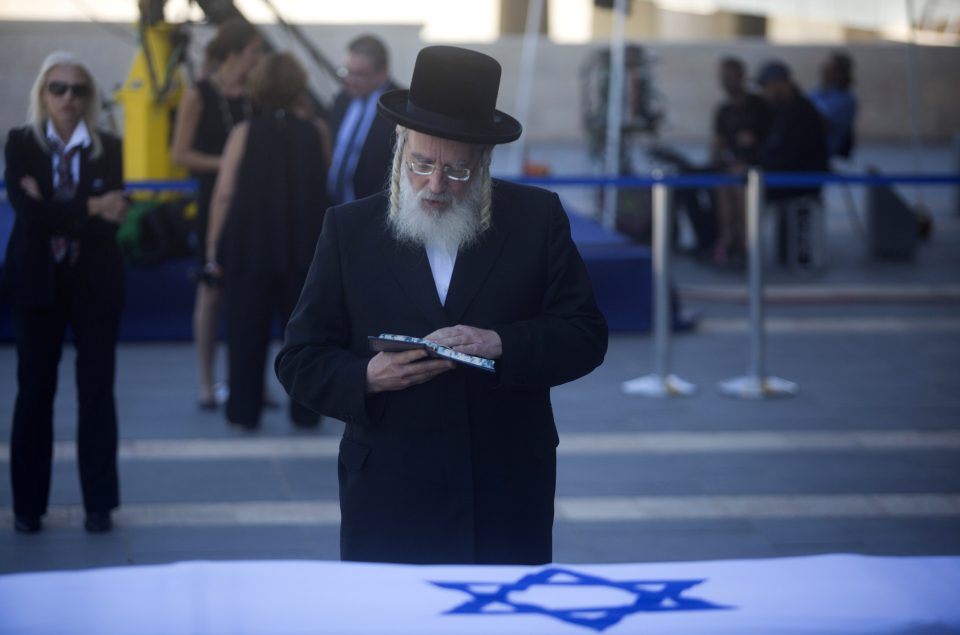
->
xmin=512 ymin=170 xmax=960 ymax=399
xmin=0 ymin=179 xmax=199 ymax=194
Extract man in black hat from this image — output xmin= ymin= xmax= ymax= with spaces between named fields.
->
xmin=276 ymin=46 xmax=607 ymax=565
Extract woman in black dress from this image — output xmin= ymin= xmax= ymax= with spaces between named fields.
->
xmin=5 ymin=52 xmax=128 ymax=533
xmin=205 ymin=52 xmax=331 ymax=429
xmin=171 ymin=18 xmax=263 ymax=408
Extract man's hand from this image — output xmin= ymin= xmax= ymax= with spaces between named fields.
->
xmin=424 ymin=325 xmax=502 ymax=359
xmin=366 ymin=349 xmax=454 ymax=394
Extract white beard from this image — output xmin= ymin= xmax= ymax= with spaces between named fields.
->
xmin=389 ymin=174 xmax=485 ymax=253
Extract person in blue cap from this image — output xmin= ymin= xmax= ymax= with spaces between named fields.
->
xmin=276 ymin=46 xmax=608 ymax=565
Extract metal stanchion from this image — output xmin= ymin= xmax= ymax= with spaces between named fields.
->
xmin=954 ymin=133 xmax=960 ymax=216
xmin=601 ymin=0 xmax=628 ymax=230
xmin=621 ymin=181 xmax=696 ymax=397
xmin=718 ymin=169 xmax=798 ymax=399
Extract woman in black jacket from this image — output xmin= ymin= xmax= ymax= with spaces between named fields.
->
xmin=5 ymin=51 xmax=128 ymax=534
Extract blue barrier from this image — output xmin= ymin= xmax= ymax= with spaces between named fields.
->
xmin=125 ymin=179 xmax=198 ymax=193
xmin=0 ymin=179 xmax=199 ymax=194
xmin=762 ymin=173 xmax=960 ymax=186
xmin=509 ymin=174 xmax=743 ymax=188
xmin=507 ymin=173 xmax=960 ymax=188
xmin=3 ymin=172 xmax=960 ymax=193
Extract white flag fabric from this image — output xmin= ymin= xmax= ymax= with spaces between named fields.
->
xmin=1 ymin=554 xmax=958 ymax=634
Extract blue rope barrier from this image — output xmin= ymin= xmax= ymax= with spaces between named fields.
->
xmin=0 ymin=179 xmax=199 ymax=193
xmin=507 ymin=172 xmax=960 ymax=188
xmin=507 ymin=174 xmax=743 ymax=188
xmin=762 ymin=172 xmax=960 ymax=186
xmin=1 ymin=173 xmax=958 ymax=193
xmin=125 ymin=179 xmax=198 ymax=193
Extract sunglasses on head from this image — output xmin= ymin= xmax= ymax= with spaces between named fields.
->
xmin=47 ymin=81 xmax=91 ymax=99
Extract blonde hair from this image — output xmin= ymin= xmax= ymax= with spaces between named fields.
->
xmin=27 ymin=51 xmax=102 ymax=158
xmin=388 ymin=126 xmax=493 ymax=232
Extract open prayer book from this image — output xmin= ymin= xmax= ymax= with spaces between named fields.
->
xmin=368 ymin=334 xmax=496 ymax=373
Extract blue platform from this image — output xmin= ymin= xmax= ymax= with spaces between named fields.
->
xmin=565 ymin=207 xmax=652 ymax=332
xmin=0 ymin=200 xmax=651 ymax=341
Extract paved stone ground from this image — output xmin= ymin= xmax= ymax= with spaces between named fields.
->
xmin=1 ymin=149 xmax=959 ymax=574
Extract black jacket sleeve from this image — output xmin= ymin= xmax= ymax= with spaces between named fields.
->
xmin=493 ymin=192 xmax=608 ymax=390
xmin=274 ymin=208 xmax=378 ymax=426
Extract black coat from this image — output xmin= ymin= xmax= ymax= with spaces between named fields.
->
xmin=326 ymin=81 xmax=399 ymax=202
xmin=217 ymin=112 xmax=328 ymax=276
xmin=276 ymin=180 xmax=608 ymax=565
xmin=3 ymin=126 xmax=124 ymax=310
xmin=761 ymin=90 xmax=829 ymax=201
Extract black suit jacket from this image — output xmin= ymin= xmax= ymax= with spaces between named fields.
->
xmin=4 ymin=126 xmax=124 ymax=309
xmin=761 ymin=92 xmax=829 ymax=201
xmin=276 ymin=180 xmax=608 ymax=564
xmin=326 ymin=80 xmax=399 ymax=202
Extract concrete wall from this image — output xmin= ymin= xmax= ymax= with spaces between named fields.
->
xmin=489 ymin=37 xmax=960 ymax=143
xmin=1 ymin=21 xmax=958 ymax=148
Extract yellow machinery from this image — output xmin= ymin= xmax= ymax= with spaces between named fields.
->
xmin=108 ymin=1 xmax=337 ymax=263
xmin=112 ymin=12 xmax=193 ymax=262
xmin=114 ymin=20 xmax=187 ymax=186
xmin=116 ymin=0 xmax=336 ymax=186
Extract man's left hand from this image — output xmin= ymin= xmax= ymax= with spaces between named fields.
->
xmin=425 ymin=325 xmax=502 ymax=359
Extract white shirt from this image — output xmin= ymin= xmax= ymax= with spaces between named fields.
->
xmin=425 ymin=240 xmax=457 ymax=306
xmin=46 ymin=119 xmax=91 ymax=188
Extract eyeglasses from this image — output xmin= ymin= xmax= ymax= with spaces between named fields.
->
xmin=407 ymin=161 xmax=472 ymax=182
xmin=47 ymin=81 xmax=91 ymax=99
xmin=337 ymin=66 xmax=376 ymax=81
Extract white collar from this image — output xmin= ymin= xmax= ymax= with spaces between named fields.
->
xmin=424 ymin=239 xmax=458 ymax=306
xmin=46 ymin=119 xmax=91 ymax=152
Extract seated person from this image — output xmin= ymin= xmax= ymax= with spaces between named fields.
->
xmin=710 ymin=56 xmax=769 ymax=265
xmin=755 ymin=60 xmax=829 ymax=265
xmin=808 ymin=51 xmax=858 ymax=161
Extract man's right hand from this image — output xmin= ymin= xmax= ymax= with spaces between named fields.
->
xmin=366 ymin=350 xmax=454 ymax=394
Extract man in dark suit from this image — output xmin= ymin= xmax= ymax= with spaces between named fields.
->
xmin=326 ymin=34 xmax=400 ymax=204
xmin=276 ymin=46 xmax=608 ymax=565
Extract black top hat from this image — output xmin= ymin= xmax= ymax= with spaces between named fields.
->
xmin=378 ymin=46 xmax=522 ymax=145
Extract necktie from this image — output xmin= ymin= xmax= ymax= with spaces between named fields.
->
xmin=49 ymin=139 xmax=82 ymax=265
xmin=329 ymin=100 xmax=366 ymax=204
xmin=53 ymin=143 xmax=80 ymax=199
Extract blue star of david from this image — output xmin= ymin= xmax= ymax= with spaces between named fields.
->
xmin=432 ymin=567 xmax=730 ymax=632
